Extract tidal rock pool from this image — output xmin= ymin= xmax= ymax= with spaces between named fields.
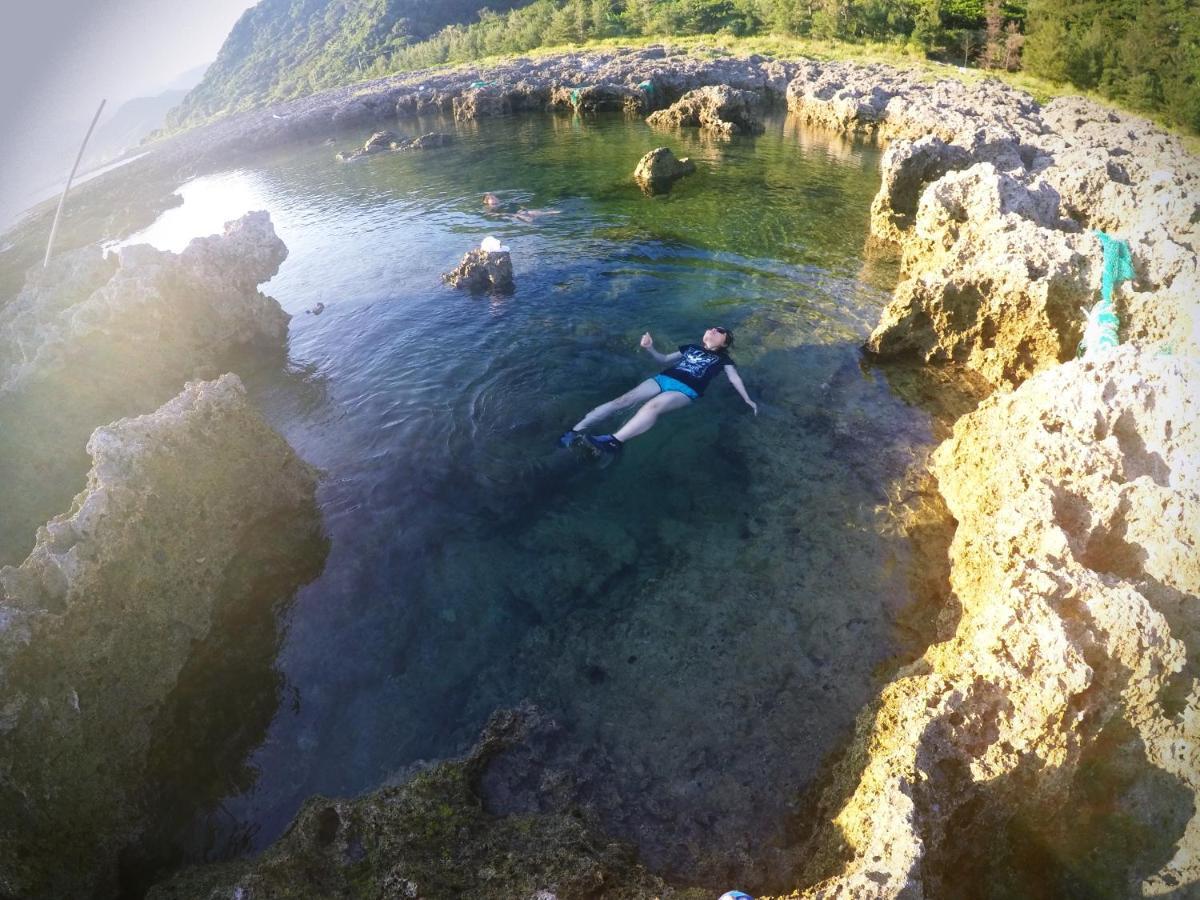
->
xmin=116 ymin=111 xmax=938 ymax=889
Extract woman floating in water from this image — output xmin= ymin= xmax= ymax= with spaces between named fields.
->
xmin=560 ymin=327 xmax=756 ymax=455
xmin=483 ymin=192 xmax=562 ymax=222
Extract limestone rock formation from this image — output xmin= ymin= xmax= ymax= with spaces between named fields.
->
xmin=336 ymin=128 xmax=400 ymax=160
xmin=0 ymin=210 xmax=288 ymax=395
xmin=869 ymin=135 xmax=972 ymax=244
xmin=866 ymin=163 xmax=1097 ymax=388
xmin=633 ymin=147 xmax=697 ymax=192
xmin=453 ymin=84 xmax=511 ymax=120
xmin=550 ymin=81 xmax=646 ymax=114
xmin=794 ymin=347 xmax=1199 ymax=898
xmin=646 ymin=84 xmax=764 ymax=135
xmin=147 ymin=704 xmax=707 ymax=900
xmin=0 ymin=374 xmax=325 ymax=900
xmin=442 ymin=248 xmax=515 ymax=292
xmin=785 ymin=62 xmax=1042 ymax=146
xmin=337 ymin=130 xmax=453 ymax=160
xmin=0 ymin=210 xmax=291 ymax=565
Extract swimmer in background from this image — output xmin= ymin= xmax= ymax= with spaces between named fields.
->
xmin=483 ymin=192 xmax=562 ymax=222
xmin=559 ymin=327 xmax=756 ymax=456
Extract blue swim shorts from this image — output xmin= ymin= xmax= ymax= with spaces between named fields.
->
xmin=653 ymin=374 xmax=699 ymax=400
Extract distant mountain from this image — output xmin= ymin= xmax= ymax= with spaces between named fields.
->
xmin=82 ymin=90 xmax=191 ymax=166
xmin=164 ymin=0 xmax=531 ymax=131
xmin=0 ymin=77 xmax=204 ymax=231
xmin=161 ymin=63 xmax=211 ymax=94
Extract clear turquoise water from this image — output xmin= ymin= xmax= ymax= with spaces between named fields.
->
xmin=124 ymin=111 xmax=934 ymax=888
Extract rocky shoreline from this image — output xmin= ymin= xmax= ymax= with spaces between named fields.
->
xmin=0 ymin=44 xmax=1197 ymax=899
xmin=0 ymin=375 xmax=326 ymax=899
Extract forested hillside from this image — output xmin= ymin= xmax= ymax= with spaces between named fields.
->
xmin=166 ymin=0 xmax=1199 ymax=135
xmin=1024 ymin=0 xmax=1198 ymax=134
xmin=164 ymin=0 xmax=530 ymax=129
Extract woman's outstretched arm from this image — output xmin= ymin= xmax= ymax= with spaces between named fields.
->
xmin=640 ymin=332 xmax=682 ymax=365
xmin=725 ymin=366 xmax=757 ymax=414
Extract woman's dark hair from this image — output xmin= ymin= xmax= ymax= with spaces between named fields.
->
xmin=715 ymin=326 xmax=734 ymax=351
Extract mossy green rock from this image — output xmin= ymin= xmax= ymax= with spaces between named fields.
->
xmin=149 ymin=705 xmax=709 ymax=900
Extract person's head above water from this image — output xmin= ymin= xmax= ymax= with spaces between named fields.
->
xmin=483 ymin=192 xmax=501 ymax=208
xmin=702 ymin=326 xmax=733 ymax=352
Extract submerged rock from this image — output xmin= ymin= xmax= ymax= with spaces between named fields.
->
xmin=0 ymin=374 xmax=326 ymax=900
xmin=633 ymin=147 xmax=696 ymax=193
xmin=147 ymin=704 xmax=706 ymax=900
xmin=646 ymin=84 xmax=764 ymax=135
xmin=337 ymin=130 xmax=453 ymax=160
xmin=336 ymin=128 xmax=400 ymax=160
xmin=399 ymin=131 xmax=454 ymax=151
xmin=442 ymin=248 xmax=514 ymax=292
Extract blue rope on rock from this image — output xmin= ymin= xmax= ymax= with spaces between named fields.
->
xmin=1079 ymin=230 xmax=1134 ymax=359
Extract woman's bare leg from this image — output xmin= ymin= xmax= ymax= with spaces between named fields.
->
xmin=573 ymin=379 xmax=660 ymax=431
xmin=613 ymin=390 xmax=692 ymax=442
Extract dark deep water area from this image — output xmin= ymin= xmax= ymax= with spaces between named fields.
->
xmin=78 ymin=111 xmax=938 ymax=889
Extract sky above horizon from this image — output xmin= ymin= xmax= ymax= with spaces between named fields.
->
xmin=0 ymin=0 xmax=256 ymax=224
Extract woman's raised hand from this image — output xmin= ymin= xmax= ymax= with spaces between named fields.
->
xmin=640 ymin=332 xmax=653 ymax=349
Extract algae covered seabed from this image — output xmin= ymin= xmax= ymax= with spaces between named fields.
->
xmin=1 ymin=108 xmax=950 ymax=892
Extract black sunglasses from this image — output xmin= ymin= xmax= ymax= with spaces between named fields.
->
xmin=713 ymin=326 xmax=728 ymax=334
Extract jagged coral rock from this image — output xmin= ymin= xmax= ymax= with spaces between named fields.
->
xmin=0 ymin=374 xmax=325 ymax=900
xmin=0 ymin=211 xmax=290 ymax=565
xmin=442 ymin=248 xmax=514 ymax=292
xmin=0 ymin=210 xmax=288 ymax=394
xmin=866 ymin=163 xmax=1097 ymax=388
xmin=646 ymin=84 xmax=764 ymax=135
xmin=633 ymin=146 xmax=697 ymax=192
xmin=870 ymin=135 xmax=972 ymax=245
xmin=549 ymin=81 xmax=645 ymax=114
xmin=454 ymin=84 xmax=512 ymax=119
xmin=792 ymin=347 xmax=1199 ymax=898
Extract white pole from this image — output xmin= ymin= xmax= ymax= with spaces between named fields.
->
xmin=43 ymin=98 xmax=107 ymax=268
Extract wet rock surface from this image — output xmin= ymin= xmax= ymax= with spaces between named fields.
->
xmin=337 ymin=130 xmax=454 ymax=160
xmin=633 ymin=146 xmax=697 ymax=191
xmin=0 ymin=375 xmax=326 ymax=900
xmin=442 ymin=247 xmax=515 ymax=292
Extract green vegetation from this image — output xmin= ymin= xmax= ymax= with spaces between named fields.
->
xmin=165 ymin=0 xmax=530 ymax=129
xmin=385 ymin=0 xmax=1198 ymax=134
xmin=386 ymin=0 xmax=1029 ymax=71
xmin=1024 ymin=0 xmax=1199 ymax=134
xmin=167 ymin=0 xmax=1198 ymax=138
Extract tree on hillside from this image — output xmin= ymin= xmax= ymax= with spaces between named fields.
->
xmin=911 ymin=0 xmax=945 ymax=52
xmin=1003 ymin=20 xmax=1024 ymax=70
xmin=980 ymin=0 xmax=1005 ymax=69
xmin=1023 ymin=0 xmax=1069 ymax=80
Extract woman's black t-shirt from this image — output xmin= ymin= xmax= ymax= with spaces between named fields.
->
xmin=661 ymin=344 xmax=734 ymax=396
